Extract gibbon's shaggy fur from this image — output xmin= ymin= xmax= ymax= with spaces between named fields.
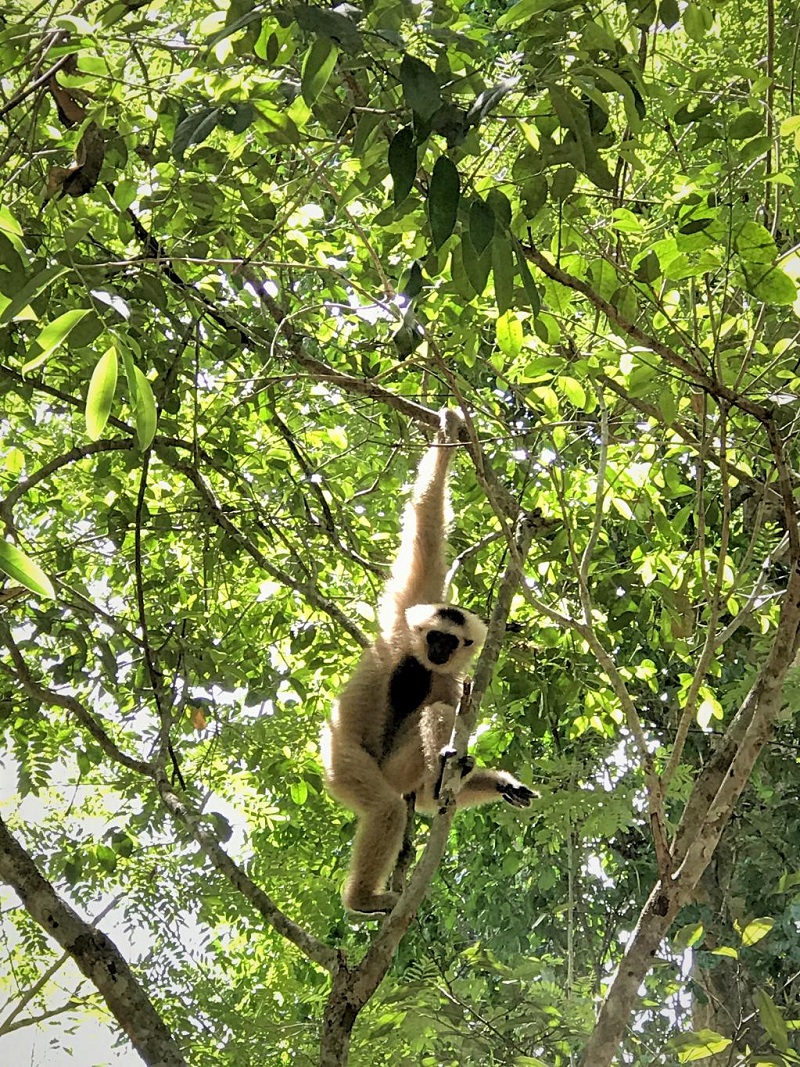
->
xmin=321 ymin=409 xmax=534 ymax=914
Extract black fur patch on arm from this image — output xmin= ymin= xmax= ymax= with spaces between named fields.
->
xmin=383 ymin=655 xmax=431 ymax=756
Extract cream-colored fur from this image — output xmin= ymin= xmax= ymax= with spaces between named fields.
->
xmin=321 ymin=409 xmax=533 ymax=914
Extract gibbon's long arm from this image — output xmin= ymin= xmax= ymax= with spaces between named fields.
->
xmin=379 ymin=413 xmax=462 ymax=635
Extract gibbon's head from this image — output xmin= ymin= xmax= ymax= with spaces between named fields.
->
xmin=405 ymin=604 xmax=488 ymax=675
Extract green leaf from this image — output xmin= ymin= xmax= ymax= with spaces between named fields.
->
xmin=172 ymin=107 xmax=220 ymax=160
xmin=669 ymin=1029 xmax=731 ymax=1062
xmin=514 ymin=240 xmax=541 ymax=315
xmin=132 ymin=368 xmax=157 ymax=450
xmin=461 ymin=236 xmax=492 ymax=296
xmin=301 ymin=37 xmax=338 ymax=106
xmin=729 ymin=110 xmax=764 ymax=139
xmin=22 ymin=309 xmax=91 ymax=373
xmin=659 ymin=0 xmax=680 ymax=26
xmin=740 ymin=916 xmax=774 ymax=946
xmin=492 ymin=235 xmax=515 ymax=314
xmin=683 ymin=1 xmax=713 ymax=40
xmin=742 ymin=264 xmax=798 ymax=306
xmin=735 ymin=221 xmax=778 ymax=263
xmin=388 ymin=126 xmax=417 ymax=206
xmin=0 ymin=264 xmax=69 ymax=326
xmin=294 ymin=5 xmax=362 ymax=51
xmin=0 ymin=206 xmax=23 ymax=238
xmin=672 ymin=922 xmax=704 ymax=950
xmin=497 ymin=0 xmax=560 ymax=29
xmin=428 ymin=156 xmax=460 ymax=249
xmin=469 ymin=198 xmax=494 ymax=255
xmin=496 ymin=311 xmax=522 ymax=358
xmin=559 ymin=375 xmax=587 ymax=409
xmin=754 ymin=989 xmax=788 ymax=1053
xmin=218 ymin=102 xmax=255 ymax=134
xmin=86 ymin=346 xmax=119 ymax=441
xmin=486 ymin=188 xmax=512 ymax=230
xmin=0 ymin=541 xmax=55 ymax=599
xmin=400 ymin=55 xmax=442 ymax=120
xmin=551 ymin=166 xmax=577 ymax=200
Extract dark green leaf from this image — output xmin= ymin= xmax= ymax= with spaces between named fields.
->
xmin=634 ymin=250 xmax=661 ymax=283
xmin=172 ymin=107 xmax=220 ymax=160
xmin=461 ymin=237 xmax=492 ymax=296
xmin=469 ymin=199 xmax=494 ymax=255
xmin=388 ymin=126 xmax=417 ymax=206
xmin=400 ymin=54 xmax=442 ymax=120
xmin=492 ymin=235 xmax=514 ymax=314
xmin=729 ymin=110 xmax=763 ymax=140
xmin=754 ymin=990 xmax=788 ymax=1053
xmin=218 ymin=102 xmax=256 ymax=133
xmin=486 ymin=189 xmax=512 ymax=230
xmin=294 ymin=5 xmax=362 ymax=50
xmin=514 ymin=240 xmax=541 ymax=315
xmin=551 ymin=166 xmax=577 ymax=200
xmin=428 ymin=156 xmax=460 ymax=249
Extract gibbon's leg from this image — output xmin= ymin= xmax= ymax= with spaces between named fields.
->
xmin=346 ymin=797 xmax=407 ymax=913
xmin=379 ymin=409 xmax=464 ymax=629
xmin=328 ymin=745 xmax=407 ymax=913
xmin=390 ymin=794 xmax=417 ymax=895
xmin=455 ymin=769 xmax=536 ymax=809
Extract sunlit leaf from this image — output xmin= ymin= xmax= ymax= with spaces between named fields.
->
xmin=0 ymin=541 xmax=55 ymax=599
xmin=740 ymin=917 xmax=775 ymax=946
xmin=22 ymin=309 xmax=90 ymax=373
xmin=301 ymin=37 xmax=338 ymax=106
xmin=85 ymin=346 xmax=118 ymax=440
xmin=755 ymin=989 xmax=789 ymax=1052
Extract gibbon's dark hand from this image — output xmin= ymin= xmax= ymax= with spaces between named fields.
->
xmin=499 ymin=781 xmax=536 ymax=808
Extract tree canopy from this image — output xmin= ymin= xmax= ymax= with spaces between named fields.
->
xmin=3 ymin=0 xmax=800 ymax=1064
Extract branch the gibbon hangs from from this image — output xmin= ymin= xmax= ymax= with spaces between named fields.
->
xmin=321 ymin=408 xmax=534 ymax=914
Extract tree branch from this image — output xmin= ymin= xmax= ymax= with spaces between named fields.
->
xmin=175 ymin=461 xmax=369 ymax=648
xmin=0 ymin=815 xmax=188 ymax=1067
xmin=0 ymin=620 xmax=152 ymax=777
xmin=154 ymin=770 xmax=338 ymax=973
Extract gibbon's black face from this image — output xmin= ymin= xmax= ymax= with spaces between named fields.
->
xmin=426 ymin=628 xmax=460 ymax=665
xmin=405 ymin=603 xmax=488 ymax=675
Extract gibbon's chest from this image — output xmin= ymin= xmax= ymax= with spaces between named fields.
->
xmin=382 ymin=655 xmax=459 ymax=755
xmin=388 ymin=655 xmax=431 ymax=724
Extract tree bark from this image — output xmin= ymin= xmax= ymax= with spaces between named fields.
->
xmin=0 ymin=815 xmax=187 ymax=1067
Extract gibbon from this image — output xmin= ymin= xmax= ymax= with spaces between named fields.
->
xmin=321 ymin=408 xmax=534 ymax=914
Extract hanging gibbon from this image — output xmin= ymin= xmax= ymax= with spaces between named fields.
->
xmin=321 ymin=408 xmax=533 ymax=914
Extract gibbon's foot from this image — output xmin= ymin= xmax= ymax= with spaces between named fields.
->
xmin=437 ymin=406 xmax=465 ymax=444
xmin=498 ymin=780 xmax=537 ymax=808
xmin=343 ymin=889 xmax=400 ymax=915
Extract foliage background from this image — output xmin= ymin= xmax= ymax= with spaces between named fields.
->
xmin=3 ymin=0 xmax=800 ymax=1063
